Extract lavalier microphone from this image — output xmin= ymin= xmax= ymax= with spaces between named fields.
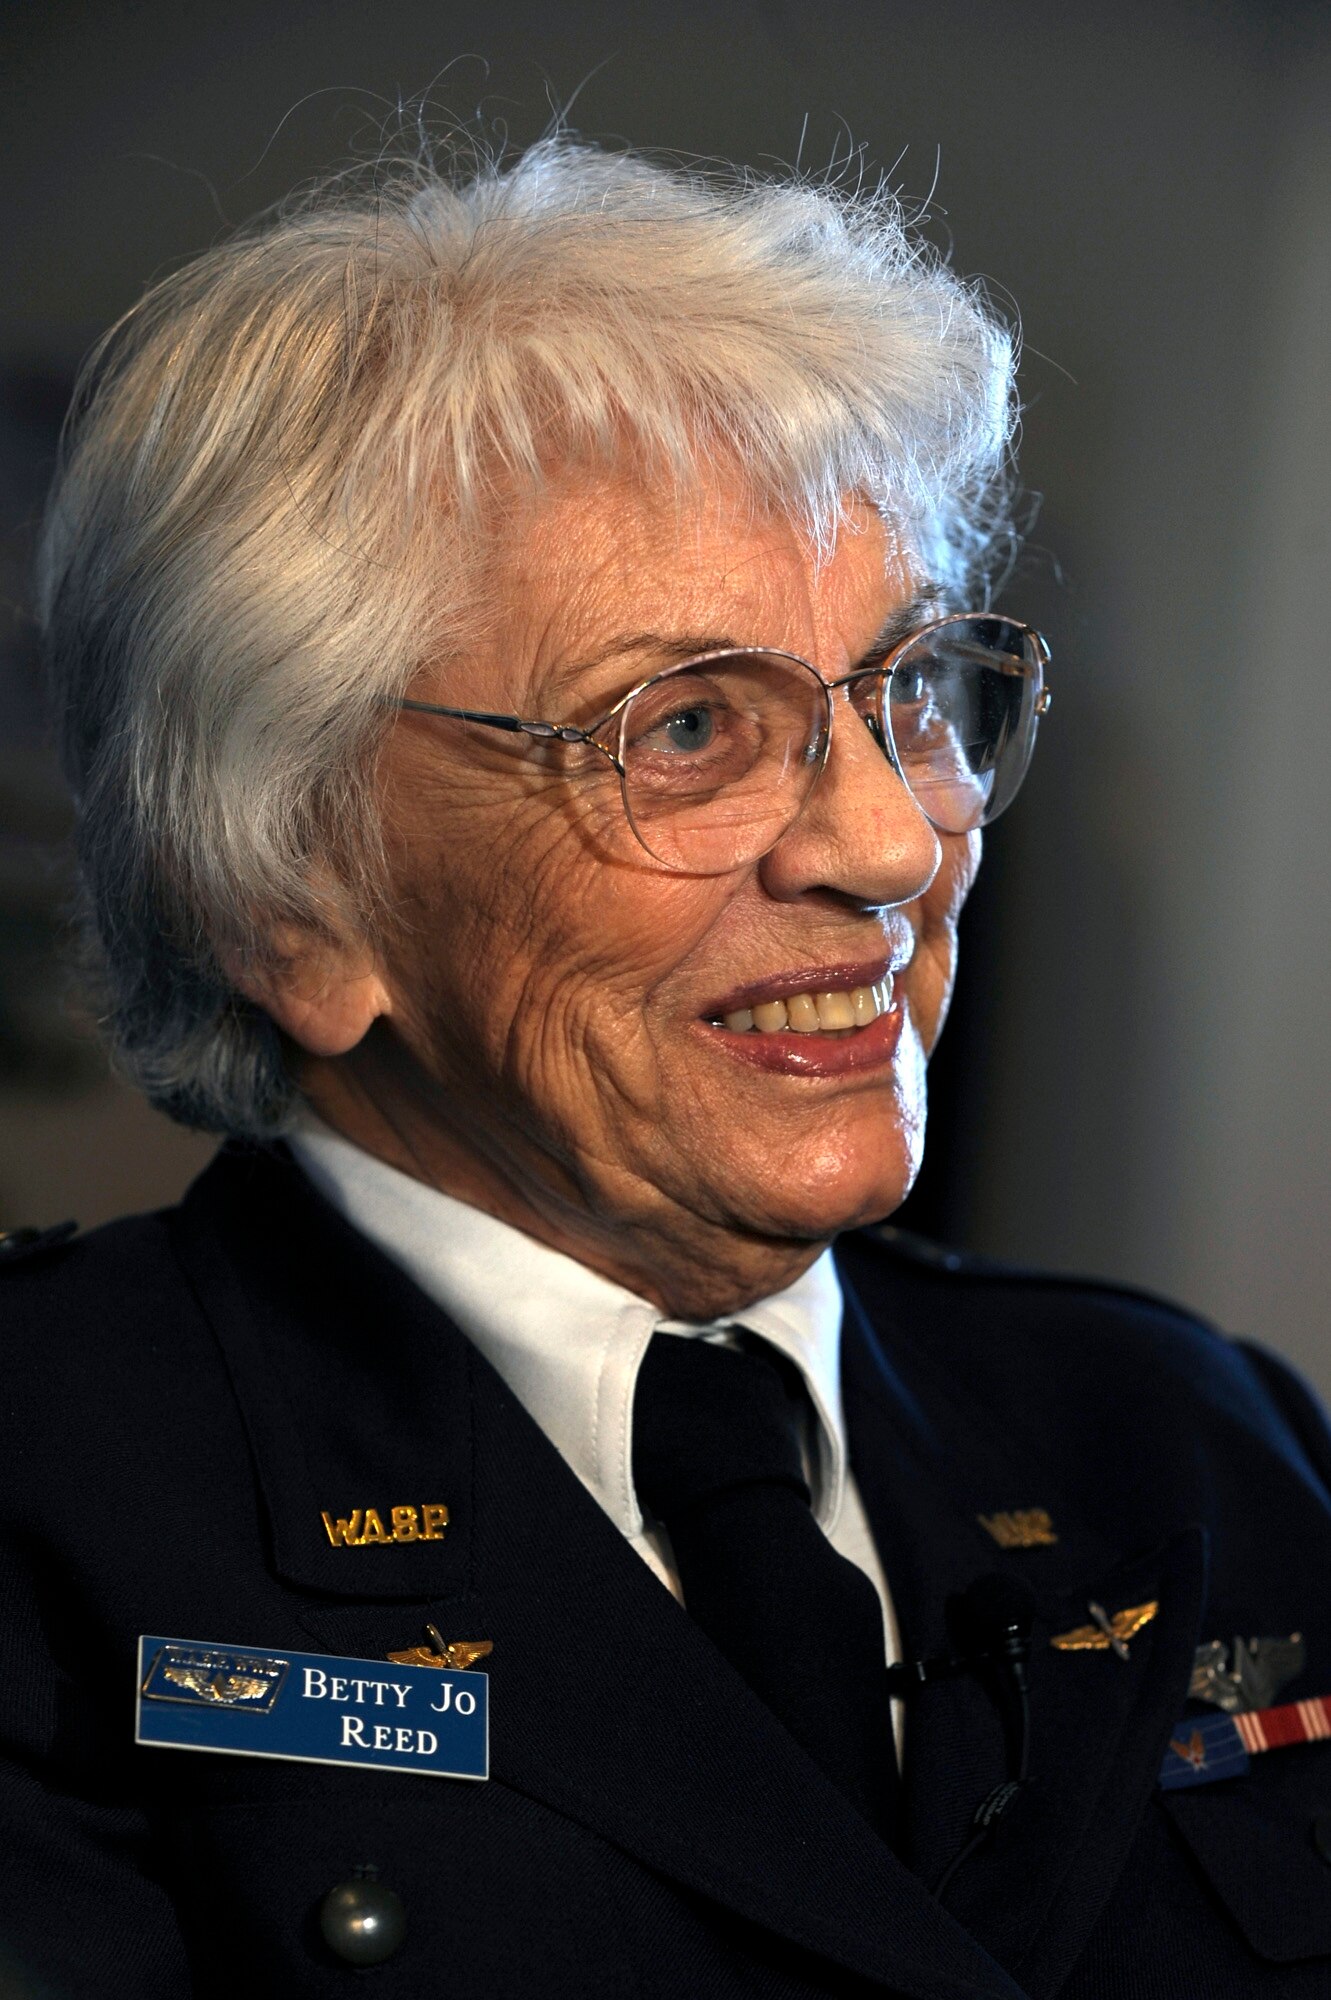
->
xmin=926 ymin=1573 xmax=1037 ymax=1900
xmin=948 ymin=1572 xmax=1035 ymax=1784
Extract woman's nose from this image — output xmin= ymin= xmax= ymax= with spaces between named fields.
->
xmin=759 ymin=689 xmax=941 ymax=907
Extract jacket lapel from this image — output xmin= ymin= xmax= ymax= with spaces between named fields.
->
xmin=173 ymin=1149 xmax=1023 ymax=2000
xmin=840 ymin=1257 xmax=1208 ymax=1998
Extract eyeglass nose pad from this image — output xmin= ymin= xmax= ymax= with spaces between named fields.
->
xmin=864 ymin=706 xmax=900 ymax=773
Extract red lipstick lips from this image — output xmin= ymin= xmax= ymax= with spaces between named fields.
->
xmin=694 ymin=956 xmax=908 ymax=1078
xmin=699 ymin=1000 xmax=905 ymax=1077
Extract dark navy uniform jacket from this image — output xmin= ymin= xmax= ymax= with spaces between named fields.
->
xmin=3 ymin=1142 xmax=1331 ymax=1997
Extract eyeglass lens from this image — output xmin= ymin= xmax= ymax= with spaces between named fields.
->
xmin=873 ymin=615 xmax=1045 ymax=837
xmin=616 ymin=652 xmax=829 ymax=873
xmin=616 ymin=617 xmax=1045 ymax=871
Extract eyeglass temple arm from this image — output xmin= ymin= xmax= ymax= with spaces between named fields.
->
xmin=397 ymin=697 xmax=594 ymax=745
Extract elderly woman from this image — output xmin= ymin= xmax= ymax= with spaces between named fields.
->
xmin=4 ymin=139 xmax=1330 ymax=1999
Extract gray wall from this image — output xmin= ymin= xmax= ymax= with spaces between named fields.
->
xmin=2 ymin=0 xmax=1328 ymax=1391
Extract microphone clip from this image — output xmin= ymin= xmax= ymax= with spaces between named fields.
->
xmin=885 ymin=1575 xmax=1036 ymax=1777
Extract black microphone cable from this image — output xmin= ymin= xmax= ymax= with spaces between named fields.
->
xmin=931 ymin=1573 xmax=1036 ymax=1900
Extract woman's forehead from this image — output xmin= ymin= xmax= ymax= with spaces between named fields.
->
xmin=480 ymin=469 xmax=919 ymax=704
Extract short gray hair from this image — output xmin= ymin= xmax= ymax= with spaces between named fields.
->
xmin=37 ymin=136 xmax=1018 ymax=1137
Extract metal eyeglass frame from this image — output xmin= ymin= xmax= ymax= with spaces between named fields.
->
xmin=395 ymin=610 xmax=1053 ymax=851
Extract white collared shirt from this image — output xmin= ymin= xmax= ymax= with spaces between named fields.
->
xmin=289 ymin=1119 xmax=902 ymax=1693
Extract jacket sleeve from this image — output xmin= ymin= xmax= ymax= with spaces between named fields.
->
xmin=0 ymin=1440 xmax=191 ymax=2000
xmin=0 ymin=1532 xmax=193 ymax=2000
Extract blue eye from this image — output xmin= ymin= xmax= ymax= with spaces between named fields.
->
xmin=643 ymin=704 xmax=716 ymax=754
xmin=622 ymin=666 xmax=776 ymax=802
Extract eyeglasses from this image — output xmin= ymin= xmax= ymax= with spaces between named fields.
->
xmin=397 ymin=611 xmax=1052 ymax=875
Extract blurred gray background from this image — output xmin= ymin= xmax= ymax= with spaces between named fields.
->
xmin=2 ymin=0 xmax=1328 ymax=1391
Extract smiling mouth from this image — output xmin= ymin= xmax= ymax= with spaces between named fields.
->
xmin=704 ymin=972 xmax=895 ymax=1039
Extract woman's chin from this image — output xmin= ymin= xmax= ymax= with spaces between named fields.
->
xmin=711 ymin=1143 xmax=921 ymax=1246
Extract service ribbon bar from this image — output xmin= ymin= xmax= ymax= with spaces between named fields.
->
xmin=1160 ymin=1692 xmax=1331 ymax=1789
xmin=1233 ymin=1694 xmax=1331 ymax=1753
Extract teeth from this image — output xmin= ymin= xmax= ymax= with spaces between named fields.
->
xmin=815 ymin=990 xmax=857 ymax=1031
xmin=720 ymin=977 xmax=893 ymax=1035
xmin=786 ymin=994 xmax=820 ymax=1034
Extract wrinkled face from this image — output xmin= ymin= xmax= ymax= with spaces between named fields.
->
xmin=368 ymin=467 xmax=980 ymax=1292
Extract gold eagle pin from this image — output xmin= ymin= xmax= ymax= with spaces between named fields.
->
xmin=386 ymin=1622 xmax=493 ymax=1671
xmin=1051 ymin=1600 xmax=1159 ymax=1661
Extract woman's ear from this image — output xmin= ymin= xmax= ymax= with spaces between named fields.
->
xmin=228 ymin=930 xmax=392 ymax=1058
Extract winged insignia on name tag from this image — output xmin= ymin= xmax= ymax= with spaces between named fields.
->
xmin=163 ymin=1667 xmax=274 ymax=1704
xmin=141 ymin=1645 xmax=288 ymax=1712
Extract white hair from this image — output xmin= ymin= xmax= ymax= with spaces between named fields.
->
xmin=37 ymin=135 xmax=1018 ymax=1136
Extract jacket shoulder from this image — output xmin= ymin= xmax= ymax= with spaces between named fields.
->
xmin=0 ymin=1203 xmax=208 ymax=1396
xmin=842 ymin=1222 xmax=1329 ymax=1480
xmin=859 ymin=1221 xmax=1223 ymax=1334
xmin=0 ymin=1202 xmax=180 ymax=1295
xmin=0 ymin=1218 xmax=80 ymax=1266
xmin=0 ymin=1197 xmax=243 ymax=1555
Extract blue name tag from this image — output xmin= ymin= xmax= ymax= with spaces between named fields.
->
xmin=136 ymin=1636 xmax=488 ymax=1781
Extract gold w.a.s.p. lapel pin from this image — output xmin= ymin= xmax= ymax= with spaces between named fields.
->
xmin=978 ymin=1507 xmax=1059 ymax=1549
xmin=386 ymin=1622 xmax=493 ymax=1671
xmin=1051 ymin=1600 xmax=1159 ymax=1661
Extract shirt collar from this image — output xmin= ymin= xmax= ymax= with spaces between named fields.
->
xmin=288 ymin=1118 xmax=849 ymax=1540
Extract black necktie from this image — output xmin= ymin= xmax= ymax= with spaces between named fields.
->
xmin=632 ymin=1331 xmax=901 ymax=1844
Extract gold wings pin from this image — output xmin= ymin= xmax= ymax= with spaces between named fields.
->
xmin=386 ymin=1623 xmax=493 ymax=1671
xmin=162 ymin=1666 xmax=273 ymax=1703
xmin=1050 ymin=1600 xmax=1159 ymax=1661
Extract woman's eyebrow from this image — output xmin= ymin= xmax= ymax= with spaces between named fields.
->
xmin=858 ymin=586 xmax=945 ymax=659
xmin=551 ymin=586 xmax=946 ymax=697
xmin=546 ymin=631 xmax=750 ymax=697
